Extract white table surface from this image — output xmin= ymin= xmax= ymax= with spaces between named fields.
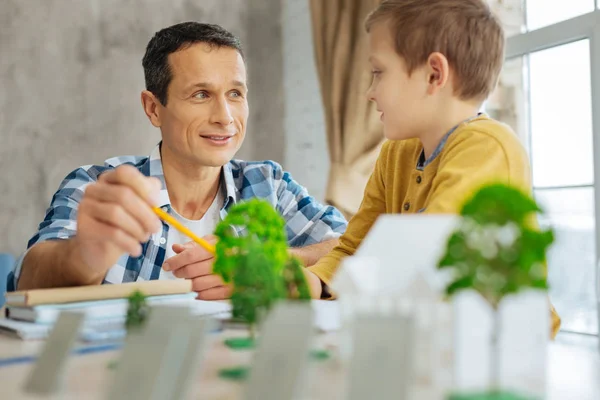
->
xmin=0 ymin=322 xmax=597 ymax=399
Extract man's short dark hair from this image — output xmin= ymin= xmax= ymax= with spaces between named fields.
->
xmin=142 ymin=22 xmax=244 ymax=106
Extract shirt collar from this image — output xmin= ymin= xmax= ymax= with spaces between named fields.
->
xmin=146 ymin=142 xmax=238 ymax=210
xmin=221 ymin=162 xmax=238 ymax=210
xmin=416 ymin=112 xmax=486 ymax=171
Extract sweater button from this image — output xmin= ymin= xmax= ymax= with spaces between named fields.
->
xmin=416 ymin=176 xmax=422 ymax=184
xmin=404 ymin=202 xmax=410 ymax=211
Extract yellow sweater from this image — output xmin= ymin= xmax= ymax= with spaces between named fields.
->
xmin=309 ymin=115 xmax=561 ymax=338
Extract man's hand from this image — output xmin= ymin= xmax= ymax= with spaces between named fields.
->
xmin=75 ymin=165 xmax=162 ymax=282
xmin=162 ymin=237 xmax=324 ymax=300
xmin=162 ymin=236 xmax=232 ymax=300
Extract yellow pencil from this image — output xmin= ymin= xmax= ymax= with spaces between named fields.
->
xmin=152 ymin=206 xmax=216 ymax=254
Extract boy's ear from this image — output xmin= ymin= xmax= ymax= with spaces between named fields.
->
xmin=426 ymin=52 xmax=450 ymax=94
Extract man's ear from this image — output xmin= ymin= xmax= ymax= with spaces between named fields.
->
xmin=141 ymin=90 xmax=163 ymax=127
xmin=425 ymin=52 xmax=450 ymax=95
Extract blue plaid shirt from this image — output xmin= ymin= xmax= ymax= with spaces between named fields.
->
xmin=13 ymin=144 xmax=347 ymax=286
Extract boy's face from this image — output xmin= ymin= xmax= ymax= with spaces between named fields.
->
xmin=367 ymin=23 xmax=432 ymax=141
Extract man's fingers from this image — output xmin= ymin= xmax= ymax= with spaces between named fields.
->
xmin=80 ymin=198 xmax=149 ymax=243
xmin=174 ymin=237 xmax=217 ymax=254
xmin=163 ymin=247 xmax=214 ymax=272
xmin=190 ymin=274 xmax=225 ymax=292
xmin=203 ymin=235 xmax=218 ymax=243
xmin=85 ymin=183 xmax=161 ymax=234
xmin=172 ymin=243 xmax=186 ymax=254
xmin=196 ymin=285 xmax=232 ymax=300
xmin=77 ymin=214 xmax=142 ymax=257
xmin=169 ymin=259 xmax=213 ymax=279
xmin=99 ymin=165 xmax=161 ymax=205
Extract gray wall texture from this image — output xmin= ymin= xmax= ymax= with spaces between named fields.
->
xmin=283 ymin=0 xmax=329 ymax=205
xmin=0 ymin=0 xmax=296 ymax=255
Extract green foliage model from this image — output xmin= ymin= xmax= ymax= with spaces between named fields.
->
xmin=213 ymin=199 xmax=311 ymax=336
xmin=438 ymin=183 xmax=554 ymax=308
xmin=125 ymin=290 xmax=149 ymax=331
xmin=438 ymin=183 xmax=554 ymax=399
xmin=108 ymin=290 xmax=149 ymax=370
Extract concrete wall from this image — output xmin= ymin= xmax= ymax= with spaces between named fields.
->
xmin=246 ymin=0 xmax=286 ymax=164
xmin=0 ymin=0 xmax=287 ymax=255
xmin=282 ymin=0 xmax=329 ymax=203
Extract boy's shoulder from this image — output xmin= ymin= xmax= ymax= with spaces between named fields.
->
xmin=456 ymin=115 xmax=520 ymax=142
xmin=449 ymin=115 xmax=526 ymax=156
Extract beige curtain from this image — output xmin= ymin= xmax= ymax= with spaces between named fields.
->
xmin=310 ymin=0 xmax=385 ymax=219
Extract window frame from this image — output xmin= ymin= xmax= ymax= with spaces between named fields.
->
xmin=506 ymin=9 xmax=600 ymax=336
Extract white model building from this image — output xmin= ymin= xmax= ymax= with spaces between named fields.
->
xmin=330 ymin=214 xmax=548 ymax=398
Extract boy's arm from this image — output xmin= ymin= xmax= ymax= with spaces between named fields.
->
xmin=288 ymin=239 xmax=339 ymax=267
xmin=307 ymin=142 xmax=390 ymax=290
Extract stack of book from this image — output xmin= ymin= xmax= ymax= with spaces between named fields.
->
xmin=0 ymin=280 xmax=232 ymax=341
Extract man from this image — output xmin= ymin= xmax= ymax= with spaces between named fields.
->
xmin=14 ymin=22 xmax=346 ymax=299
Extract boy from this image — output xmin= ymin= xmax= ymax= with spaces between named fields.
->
xmin=305 ymin=0 xmax=561 ymax=337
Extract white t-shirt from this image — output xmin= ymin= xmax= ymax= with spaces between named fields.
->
xmin=160 ymin=186 xmax=224 ymax=280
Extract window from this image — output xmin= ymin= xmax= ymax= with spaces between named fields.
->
xmin=536 ymin=188 xmax=596 ymax=334
xmin=488 ymin=3 xmax=600 ymax=336
xmin=526 ymin=0 xmax=594 ymax=31
xmin=529 ymin=40 xmax=594 ymax=188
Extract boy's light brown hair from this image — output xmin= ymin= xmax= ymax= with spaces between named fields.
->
xmin=365 ymin=0 xmax=505 ymax=102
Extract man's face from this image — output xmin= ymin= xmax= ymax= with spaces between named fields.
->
xmin=157 ymin=43 xmax=248 ymax=167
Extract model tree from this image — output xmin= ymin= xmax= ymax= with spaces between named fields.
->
xmin=108 ymin=290 xmax=149 ymax=369
xmin=438 ymin=183 xmax=554 ymax=400
xmin=213 ymin=199 xmax=313 ymax=380
xmin=125 ymin=290 xmax=149 ymax=332
xmin=213 ymin=199 xmax=310 ymax=347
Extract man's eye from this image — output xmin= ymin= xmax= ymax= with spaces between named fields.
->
xmin=194 ymin=91 xmax=209 ymax=99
